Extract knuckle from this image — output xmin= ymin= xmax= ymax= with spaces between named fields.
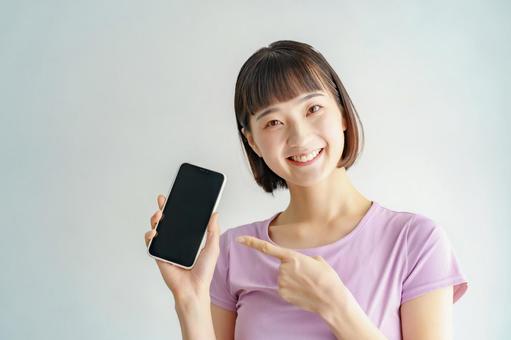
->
xmin=150 ymin=213 xmax=161 ymax=227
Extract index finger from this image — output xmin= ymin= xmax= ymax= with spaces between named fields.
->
xmin=236 ymin=236 xmax=295 ymax=262
xmin=157 ymin=194 xmax=166 ymax=210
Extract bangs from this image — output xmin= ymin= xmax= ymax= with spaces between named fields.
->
xmin=243 ymin=55 xmax=335 ymax=122
xmin=234 ymin=40 xmax=364 ymax=194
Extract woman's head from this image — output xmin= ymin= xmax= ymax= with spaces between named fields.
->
xmin=234 ymin=40 xmax=364 ymax=195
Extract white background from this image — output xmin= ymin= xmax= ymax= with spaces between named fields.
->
xmin=1 ymin=0 xmax=509 ymax=339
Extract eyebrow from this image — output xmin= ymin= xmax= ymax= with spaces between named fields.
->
xmin=255 ymin=92 xmax=325 ymax=121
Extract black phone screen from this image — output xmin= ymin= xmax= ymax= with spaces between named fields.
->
xmin=148 ymin=162 xmax=225 ymax=268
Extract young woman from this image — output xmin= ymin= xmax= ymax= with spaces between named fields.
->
xmin=144 ymin=40 xmax=468 ymax=340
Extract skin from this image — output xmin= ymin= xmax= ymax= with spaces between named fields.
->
xmin=144 ymin=87 xmax=454 ymax=339
xmin=241 ymin=88 xmax=373 ymax=235
xmin=145 ymin=195 xmax=218 ymax=339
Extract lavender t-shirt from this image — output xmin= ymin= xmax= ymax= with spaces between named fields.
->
xmin=210 ymin=201 xmax=468 ymax=340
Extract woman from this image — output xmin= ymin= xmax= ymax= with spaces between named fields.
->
xmin=144 ymin=40 xmax=468 ymax=340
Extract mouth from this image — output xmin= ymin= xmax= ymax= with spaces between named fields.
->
xmin=286 ymin=147 xmax=324 ymax=166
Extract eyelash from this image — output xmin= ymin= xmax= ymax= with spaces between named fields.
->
xmin=264 ymin=104 xmax=323 ymax=129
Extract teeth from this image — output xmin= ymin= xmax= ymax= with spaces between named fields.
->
xmin=290 ymin=148 xmax=321 ymax=162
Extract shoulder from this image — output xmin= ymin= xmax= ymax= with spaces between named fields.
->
xmin=376 ymin=202 xmax=441 ymax=235
xmin=370 ymin=202 xmax=425 ymax=236
xmin=389 ymin=209 xmax=453 ymax=263
xmin=405 ymin=212 xmax=447 ymax=245
xmin=370 ymin=203 xmax=450 ymax=252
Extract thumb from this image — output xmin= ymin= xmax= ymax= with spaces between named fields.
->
xmin=205 ymin=212 xmax=220 ymax=249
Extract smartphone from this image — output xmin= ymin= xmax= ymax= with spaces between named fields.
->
xmin=147 ymin=162 xmax=226 ymax=269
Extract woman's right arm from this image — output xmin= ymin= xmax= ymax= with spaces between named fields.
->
xmin=145 ymin=194 xmax=234 ymax=340
xmin=173 ymin=296 xmax=237 ymax=340
xmin=174 ymin=294 xmax=216 ymax=340
xmin=173 ymin=295 xmax=237 ymax=340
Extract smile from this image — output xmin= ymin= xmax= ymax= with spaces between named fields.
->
xmin=286 ymin=147 xmax=324 ymax=166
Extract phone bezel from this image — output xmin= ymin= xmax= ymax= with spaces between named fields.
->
xmin=146 ymin=162 xmax=226 ymax=270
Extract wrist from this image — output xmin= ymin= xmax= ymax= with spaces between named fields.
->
xmin=319 ymin=289 xmax=385 ymax=340
xmin=174 ymin=291 xmax=210 ymax=312
xmin=174 ymin=293 xmax=216 ymax=340
xmin=317 ymin=283 xmax=349 ymax=320
xmin=318 ymin=291 xmax=349 ymax=329
xmin=321 ymin=302 xmax=364 ymax=339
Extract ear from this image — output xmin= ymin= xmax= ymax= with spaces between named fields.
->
xmin=241 ymin=127 xmax=262 ymax=158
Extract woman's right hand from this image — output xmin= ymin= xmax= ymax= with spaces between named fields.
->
xmin=144 ymin=194 xmax=221 ymax=302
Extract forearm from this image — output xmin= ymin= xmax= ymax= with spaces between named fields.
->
xmin=174 ymin=294 xmax=216 ymax=340
xmin=319 ymin=292 xmax=388 ymax=340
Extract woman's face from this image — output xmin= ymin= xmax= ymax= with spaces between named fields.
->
xmin=242 ymin=89 xmax=347 ymax=186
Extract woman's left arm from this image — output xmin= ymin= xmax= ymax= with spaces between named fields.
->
xmin=400 ymin=286 xmax=453 ymax=340
xmin=319 ymin=286 xmax=453 ymax=340
xmin=235 ymin=235 xmax=454 ymax=340
xmin=318 ymin=285 xmax=388 ymax=340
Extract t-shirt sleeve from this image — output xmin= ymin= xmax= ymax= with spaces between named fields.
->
xmin=209 ymin=230 xmax=238 ymax=311
xmin=401 ymin=214 xmax=468 ymax=305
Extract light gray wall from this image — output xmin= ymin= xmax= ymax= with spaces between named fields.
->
xmin=1 ymin=0 xmax=509 ymax=339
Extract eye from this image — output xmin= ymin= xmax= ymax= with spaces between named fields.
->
xmin=263 ymin=105 xmax=323 ymax=129
xmin=309 ymin=104 xmax=323 ymax=114
xmin=264 ymin=119 xmax=282 ymax=129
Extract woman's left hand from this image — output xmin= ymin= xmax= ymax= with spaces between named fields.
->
xmin=236 ymin=235 xmax=349 ymax=315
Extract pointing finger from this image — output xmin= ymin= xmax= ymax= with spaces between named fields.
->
xmin=236 ymin=235 xmax=296 ymax=262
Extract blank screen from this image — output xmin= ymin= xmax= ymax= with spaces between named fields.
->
xmin=149 ymin=163 xmax=224 ymax=267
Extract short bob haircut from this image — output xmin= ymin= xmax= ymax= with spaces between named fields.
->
xmin=234 ymin=40 xmax=365 ymax=195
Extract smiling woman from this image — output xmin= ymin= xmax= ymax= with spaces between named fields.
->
xmin=234 ymin=40 xmax=365 ymax=195
xmin=146 ymin=39 xmax=468 ymax=340
xmin=207 ymin=40 xmax=468 ymax=340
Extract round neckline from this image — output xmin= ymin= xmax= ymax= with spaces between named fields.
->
xmin=262 ymin=201 xmax=378 ymax=253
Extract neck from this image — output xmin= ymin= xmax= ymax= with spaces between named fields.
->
xmin=281 ymin=167 xmax=370 ymax=226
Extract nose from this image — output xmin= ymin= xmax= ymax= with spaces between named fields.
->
xmin=287 ymin=121 xmax=314 ymax=147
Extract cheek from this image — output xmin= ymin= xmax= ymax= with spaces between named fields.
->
xmin=318 ymin=117 xmax=345 ymax=160
xmin=259 ymin=135 xmax=284 ymax=157
xmin=319 ymin=116 xmax=343 ymax=142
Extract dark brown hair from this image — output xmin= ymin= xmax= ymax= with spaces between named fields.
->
xmin=234 ymin=40 xmax=365 ymax=195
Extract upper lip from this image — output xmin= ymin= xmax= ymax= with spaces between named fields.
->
xmin=288 ymin=147 xmax=323 ymax=158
